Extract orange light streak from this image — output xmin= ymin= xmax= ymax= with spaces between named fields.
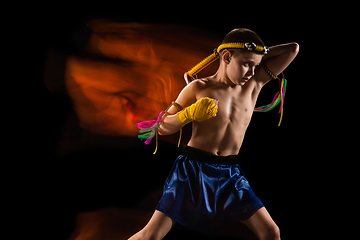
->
xmin=64 ymin=19 xmax=220 ymax=137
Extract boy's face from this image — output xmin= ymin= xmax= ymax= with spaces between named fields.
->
xmin=226 ymin=50 xmax=263 ymax=86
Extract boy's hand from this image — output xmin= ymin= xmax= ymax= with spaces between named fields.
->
xmin=176 ymin=97 xmax=218 ymax=126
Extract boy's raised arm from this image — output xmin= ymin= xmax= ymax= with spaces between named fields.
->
xmin=255 ymin=43 xmax=299 ymax=86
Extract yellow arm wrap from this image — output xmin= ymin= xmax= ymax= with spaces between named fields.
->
xmin=176 ymin=97 xmax=218 ymax=126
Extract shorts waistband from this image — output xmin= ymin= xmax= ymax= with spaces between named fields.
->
xmin=181 ymin=146 xmax=239 ymax=165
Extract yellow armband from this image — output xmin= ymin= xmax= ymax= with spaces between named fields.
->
xmin=176 ymin=97 xmax=218 ymax=126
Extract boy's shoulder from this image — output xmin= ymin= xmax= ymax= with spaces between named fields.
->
xmin=189 ymin=78 xmax=223 ymax=91
xmin=178 ymin=78 xmax=226 ymax=106
xmin=189 ymin=78 xmax=208 ymax=87
xmin=183 ymin=78 xmax=207 ymax=94
xmin=187 ymin=78 xmax=229 ymax=101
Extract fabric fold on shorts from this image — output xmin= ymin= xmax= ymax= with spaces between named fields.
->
xmin=156 ymin=146 xmax=264 ymax=232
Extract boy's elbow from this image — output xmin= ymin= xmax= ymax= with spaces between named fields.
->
xmin=157 ymin=125 xmax=172 ymax=136
xmin=292 ymin=42 xmax=300 ymax=53
xmin=158 ymin=126 xmax=166 ymax=136
xmin=286 ymin=42 xmax=299 ymax=60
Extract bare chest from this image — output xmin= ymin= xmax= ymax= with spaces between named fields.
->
xmin=198 ymin=87 xmax=255 ymax=126
xmin=189 ymin=81 xmax=260 ymax=155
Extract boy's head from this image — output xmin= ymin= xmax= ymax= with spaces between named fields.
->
xmin=221 ymin=28 xmax=264 ymax=47
xmin=220 ymin=28 xmax=265 ymax=86
xmin=185 ymin=28 xmax=267 ymax=85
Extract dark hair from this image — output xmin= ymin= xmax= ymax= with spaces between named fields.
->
xmin=222 ymin=28 xmax=264 ymax=46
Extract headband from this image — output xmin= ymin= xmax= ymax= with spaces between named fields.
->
xmin=184 ymin=42 xmax=269 ymax=84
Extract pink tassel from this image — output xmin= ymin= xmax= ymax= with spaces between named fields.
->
xmin=144 ymin=135 xmax=154 ymax=145
xmin=136 ymin=111 xmax=165 ymax=145
xmin=136 ymin=120 xmax=158 ymax=129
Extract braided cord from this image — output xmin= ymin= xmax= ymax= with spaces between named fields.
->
xmin=216 ymin=42 xmax=245 ymax=52
xmin=187 ymin=50 xmax=219 ymax=78
xmin=187 ymin=42 xmax=267 ymax=80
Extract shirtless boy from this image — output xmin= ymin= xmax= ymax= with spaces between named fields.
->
xmin=130 ymin=28 xmax=299 ymax=240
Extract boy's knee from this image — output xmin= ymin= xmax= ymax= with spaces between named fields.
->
xmin=265 ymin=224 xmax=280 ymax=240
xmin=257 ymin=224 xmax=280 ymax=240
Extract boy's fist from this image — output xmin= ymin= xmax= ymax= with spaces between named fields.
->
xmin=176 ymin=97 xmax=218 ymax=126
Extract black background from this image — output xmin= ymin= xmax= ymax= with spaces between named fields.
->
xmin=10 ymin=5 xmax=349 ymax=240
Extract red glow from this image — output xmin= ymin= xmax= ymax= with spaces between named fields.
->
xmin=66 ymin=208 xmax=152 ymax=240
xmin=65 ymin=20 xmax=221 ymax=137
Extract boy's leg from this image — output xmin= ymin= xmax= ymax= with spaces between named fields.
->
xmin=240 ymin=207 xmax=280 ymax=240
xmin=128 ymin=210 xmax=176 ymax=240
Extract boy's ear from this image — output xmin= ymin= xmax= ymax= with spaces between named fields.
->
xmin=221 ymin=49 xmax=231 ymax=64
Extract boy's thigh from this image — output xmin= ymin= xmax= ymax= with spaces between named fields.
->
xmin=143 ymin=210 xmax=176 ymax=238
xmin=240 ymin=207 xmax=279 ymax=239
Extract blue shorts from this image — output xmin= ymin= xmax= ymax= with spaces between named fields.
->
xmin=156 ymin=146 xmax=264 ymax=232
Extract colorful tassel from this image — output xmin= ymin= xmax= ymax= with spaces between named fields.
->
xmin=136 ymin=111 xmax=165 ymax=147
xmin=254 ymin=74 xmax=287 ymax=126
xmin=136 ymin=101 xmax=185 ymax=154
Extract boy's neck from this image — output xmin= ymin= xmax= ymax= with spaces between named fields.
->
xmin=211 ymin=64 xmax=236 ymax=87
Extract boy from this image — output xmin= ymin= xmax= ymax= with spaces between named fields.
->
xmin=129 ymin=28 xmax=299 ymax=240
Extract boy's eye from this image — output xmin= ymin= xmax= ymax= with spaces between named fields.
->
xmin=244 ymin=62 xmax=250 ymax=67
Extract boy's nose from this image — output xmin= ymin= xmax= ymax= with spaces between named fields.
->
xmin=247 ymin=67 xmax=255 ymax=77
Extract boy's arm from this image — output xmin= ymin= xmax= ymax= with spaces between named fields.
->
xmin=158 ymin=80 xmax=218 ymax=135
xmin=158 ymin=80 xmax=198 ymax=136
xmin=255 ymin=42 xmax=299 ymax=86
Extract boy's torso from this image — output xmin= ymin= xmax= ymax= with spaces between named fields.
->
xmin=187 ymin=77 xmax=261 ymax=156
